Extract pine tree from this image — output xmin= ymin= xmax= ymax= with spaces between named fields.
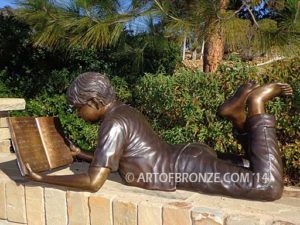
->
xmin=155 ymin=0 xmax=300 ymax=72
xmin=16 ymin=0 xmax=152 ymax=49
xmin=15 ymin=0 xmax=300 ymax=73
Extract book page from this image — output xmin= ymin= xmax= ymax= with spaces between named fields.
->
xmin=36 ymin=117 xmax=73 ymax=169
xmin=8 ymin=117 xmax=50 ymax=175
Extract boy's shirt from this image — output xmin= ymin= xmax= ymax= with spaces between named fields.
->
xmin=90 ymin=102 xmax=182 ymax=190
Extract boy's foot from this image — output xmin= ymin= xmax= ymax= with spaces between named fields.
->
xmin=217 ymin=80 xmax=259 ymax=123
xmin=247 ymin=83 xmax=293 ymax=105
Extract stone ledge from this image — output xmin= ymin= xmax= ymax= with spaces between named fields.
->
xmin=0 ymin=128 xmax=11 ymax=141
xmin=0 ymin=98 xmax=26 ymax=111
xmin=0 ymin=118 xmax=8 ymax=128
xmin=0 ymin=153 xmax=299 ymax=225
xmin=0 ymin=140 xmax=11 ymax=153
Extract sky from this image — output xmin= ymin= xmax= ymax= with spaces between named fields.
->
xmin=0 ymin=0 xmax=16 ymax=8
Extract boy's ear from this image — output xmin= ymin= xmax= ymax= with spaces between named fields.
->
xmin=87 ymin=98 xmax=102 ymax=110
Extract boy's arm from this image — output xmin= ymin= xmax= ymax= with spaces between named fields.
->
xmin=26 ymin=164 xmax=110 ymax=192
xmin=76 ymin=151 xmax=94 ymax=162
xmin=71 ymin=147 xmax=94 ymax=162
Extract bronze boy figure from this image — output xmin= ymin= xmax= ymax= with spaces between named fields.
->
xmin=26 ymin=72 xmax=293 ymax=201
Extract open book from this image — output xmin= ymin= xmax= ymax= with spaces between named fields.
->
xmin=8 ymin=117 xmax=73 ymax=176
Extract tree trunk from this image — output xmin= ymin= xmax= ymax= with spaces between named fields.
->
xmin=220 ymin=0 xmax=229 ymax=11
xmin=182 ymin=35 xmax=187 ymax=61
xmin=203 ymin=21 xmax=224 ymax=73
xmin=200 ymin=39 xmax=205 ymax=60
xmin=192 ymin=49 xmax=197 ymax=60
xmin=203 ymin=0 xmax=229 ymax=73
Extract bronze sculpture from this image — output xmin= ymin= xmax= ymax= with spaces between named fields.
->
xmin=26 ymin=72 xmax=293 ymax=201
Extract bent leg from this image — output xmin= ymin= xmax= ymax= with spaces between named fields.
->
xmin=216 ymin=81 xmax=256 ymax=165
xmin=217 ymin=80 xmax=259 ymax=132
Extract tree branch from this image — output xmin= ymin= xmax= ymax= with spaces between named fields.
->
xmin=217 ymin=3 xmax=246 ymax=20
xmin=245 ymin=4 xmax=259 ymax=28
xmin=256 ymin=56 xmax=286 ymax=67
xmin=294 ymin=1 xmax=300 ymax=24
xmin=154 ymin=0 xmax=183 ymax=22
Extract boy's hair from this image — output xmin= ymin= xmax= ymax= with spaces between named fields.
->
xmin=67 ymin=72 xmax=116 ymax=106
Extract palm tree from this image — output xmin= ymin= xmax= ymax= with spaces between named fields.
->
xmin=154 ymin=0 xmax=300 ymax=72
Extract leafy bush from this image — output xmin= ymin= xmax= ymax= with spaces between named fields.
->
xmin=134 ymin=69 xmax=251 ymax=151
xmin=107 ymin=33 xmax=181 ymax=81
xmin=0 ymin=70 xmax=13 ymax=97
xmin=110 ymin=76 xmax=132 ymax=103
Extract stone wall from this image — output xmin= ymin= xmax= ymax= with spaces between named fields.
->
xmin=0 ymin=98 xmax=26 ymax=153
xmin=1 ymin=163 xmax=300 ymax=225
xmin=0 ymin=98 xmax=300 ymax=225
xmin=0 ymin=117 xmax=11 ymax=153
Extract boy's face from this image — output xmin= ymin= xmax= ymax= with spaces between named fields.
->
xmin=75 ymin=102 xmax=106 ymax=122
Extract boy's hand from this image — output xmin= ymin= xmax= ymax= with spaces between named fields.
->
xmin=66 ymin=138 xmax=81 ymax=156
xmin=70 ymin=144 xmax=81 ymax=156
xmin=25 ymin=163 xmax=43 ymax=181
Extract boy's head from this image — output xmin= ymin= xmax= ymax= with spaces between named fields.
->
xmin=67 ymin=72 xmax=116 ymax=108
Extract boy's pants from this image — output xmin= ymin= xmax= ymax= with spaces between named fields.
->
xmin=176 ymin=114 xmax=283 ymax=201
